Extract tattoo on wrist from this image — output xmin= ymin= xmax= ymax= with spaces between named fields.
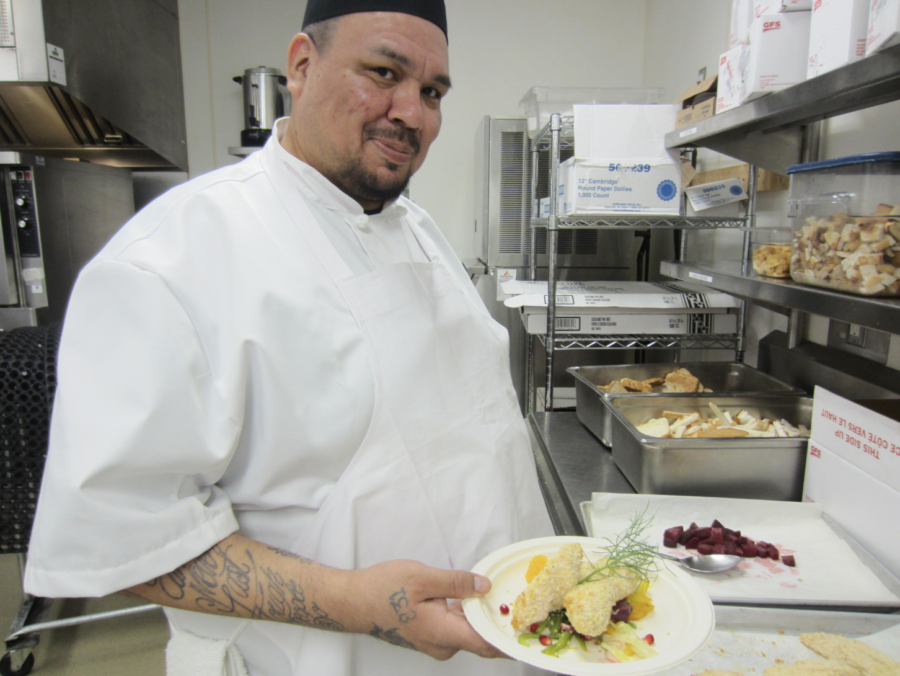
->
xmin=370 ymin=623 xmax=417 ymax=651
xmin=389 ymin=588 xmax=417 ymax=623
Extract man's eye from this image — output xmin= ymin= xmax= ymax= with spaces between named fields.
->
xmin=423 ymin=87 xmax=443 ymax=100
xmin=373 ymin=67 xmax=395 ymax=80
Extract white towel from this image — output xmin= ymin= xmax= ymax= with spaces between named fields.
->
xmin=166 ymin=626 xmax=250 ymax=676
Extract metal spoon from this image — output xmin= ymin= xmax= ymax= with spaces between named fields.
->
xmin=656 ymin=551 xmax=742 ymax=574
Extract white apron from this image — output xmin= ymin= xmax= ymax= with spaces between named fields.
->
xmin=166 ymin=149 xmax=553 ymax=676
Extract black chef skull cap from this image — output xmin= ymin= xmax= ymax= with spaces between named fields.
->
xmin=302 ymin=0 xmax=448 ymax=40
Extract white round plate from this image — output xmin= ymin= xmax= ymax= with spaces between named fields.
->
xmin=462 ymin=536 xmax=715 ymax=676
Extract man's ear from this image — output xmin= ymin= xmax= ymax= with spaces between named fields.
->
xmin=286 ymin=32 xmax=315 ymax=98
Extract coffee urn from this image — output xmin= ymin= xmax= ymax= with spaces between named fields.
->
xmin=233 ymin=66 xmax=288 ymax=147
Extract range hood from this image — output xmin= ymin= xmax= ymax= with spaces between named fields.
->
xmin=0 ymin=0 xmax=187 ymax=170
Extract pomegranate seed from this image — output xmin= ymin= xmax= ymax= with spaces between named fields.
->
xmin=643 ymin=634 xmax=655 ymax=645
xmin=529 ymin=623 xmax=539 ymax=633
xmin=539 ymin=635 xmax=553 ymax=646
xmin=499 ymin=604 xmax=509 ymax=615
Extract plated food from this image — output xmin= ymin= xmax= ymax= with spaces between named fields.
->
xmin=635 ymin=402 xmax=810 ymax=439
xmin=462 ymin=525 xmax=715 ymax=675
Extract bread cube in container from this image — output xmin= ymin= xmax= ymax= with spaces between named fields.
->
xmin=518 ymin=86 xmax=662 ymax=139
xmin=787 ymin=152 xmax=900 ymax=296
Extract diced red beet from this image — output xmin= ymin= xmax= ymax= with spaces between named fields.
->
xmin=733 ymin=530 xmax=741 ymax=538
xmin=742 ymin=543 xmax=758 ymax=557
xmin=694 ymin=527 xmax=711 ymax=539
xmin=757 ymin=540 xmax=769 ymax=548
xmin=710 ymin=527 xmax=724 ymax=544
xmin=677 ymin=530 xmax=692 ymax=545
xmin=712 ymin=543 xmax=726 ymax=555
xmin=686 ymin=537 xmax=700 ymax=550
xmin=738 ymin=536 xmax=751 ymax=545
xmin=697 ymin=543 xmax=714 ymax=555
xmin=783 ymin=554 xmax=796 ymax=567
xmin=767 ymin=545 xmax=779 ymax=560
xmin=723 ymin=541 xmax=736 ymax=555
xmin=609 ymin=600 xmax=632 ymax=624
xmin=735 ymin=546 xmax=743 ymax=556
xmin=663 ymin=537 xmax=678 ymax=548
xmin=724 ymin=532 xmax=738 ymax=543
xmin=689 ymin=522 xmax=699 ymax=531
xmin=712 ymin=519 xmax=725 ymax=529
xmin=757 ymin=547 xmax=769 ymax=559
xmin=664 ymin=526 xmax=684 ymax=542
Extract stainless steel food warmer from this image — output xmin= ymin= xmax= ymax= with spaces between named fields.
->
xmin=608 ymin=394 xmax=813 ymax=501
xmin=569 ymin=362 xmax=805 ymax=447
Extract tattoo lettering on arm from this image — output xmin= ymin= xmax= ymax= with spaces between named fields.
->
xmin=142 ymin=541 xmax=345 ymax=632
xmin=370 ymin=623 xmax=418 ymax=651
xmin=388 ymin=588 xmax=417 ymax=623
xmin=266 ymin=546 xmax=315 ymax=564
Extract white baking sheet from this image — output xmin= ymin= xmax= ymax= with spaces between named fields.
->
xmin=589 ymin=493 xmax=900 ymax=608
xmin=653 ymin=610 xmax=900 ymax=676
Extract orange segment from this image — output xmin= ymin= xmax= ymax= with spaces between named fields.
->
xmin=524 ymin=554 xmax=548 ymax=583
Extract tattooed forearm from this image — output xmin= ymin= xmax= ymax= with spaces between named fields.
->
xmin=126 ymin=536 xmax=344 ymax=631
xmin=370 ymin=623 xmax=418 ymax=651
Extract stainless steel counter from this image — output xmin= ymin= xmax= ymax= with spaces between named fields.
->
xmin=527 ymin=412 xmax=635 ymax=536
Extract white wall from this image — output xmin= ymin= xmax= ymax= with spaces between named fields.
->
xmin=177 ymin=0 xmax=649 ymax=258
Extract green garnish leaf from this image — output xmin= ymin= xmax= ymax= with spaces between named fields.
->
xmin=578 ymin=505 xmax=659 ymax=585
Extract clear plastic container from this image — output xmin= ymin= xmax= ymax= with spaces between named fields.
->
xmin=518 ymin=86 xmax=663 ymax=138
xmin=749 ymin=230 xmax=792 ymax=278
xmin=787 ymin=153 xmax=900 ymax=296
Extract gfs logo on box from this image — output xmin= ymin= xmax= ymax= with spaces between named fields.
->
xmin=763 ymin=20 xmax=782 ymax=32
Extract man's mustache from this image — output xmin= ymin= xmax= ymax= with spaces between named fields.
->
xmin=365 ymin=125 xmax=420 ymax=156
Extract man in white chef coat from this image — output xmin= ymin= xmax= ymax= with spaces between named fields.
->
xmin=24 ymin=0 xmax=553 ymax=674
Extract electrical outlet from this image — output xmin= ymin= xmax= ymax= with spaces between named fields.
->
xmin=697 ymin=67 xmax=707 ymax=83
xmin=847 ymin=323 xmax=866 ymax=348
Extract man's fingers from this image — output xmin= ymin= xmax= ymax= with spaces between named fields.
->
xmin=418 ymin=568 xmax=491 ymax=601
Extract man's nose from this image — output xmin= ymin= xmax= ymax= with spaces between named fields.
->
xmin=388 ymin=80 xmax=424 ymax=131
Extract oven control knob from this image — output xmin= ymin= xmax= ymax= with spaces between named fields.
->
xmin=15 ymin=196 xmax=29 ymax=208
xmin=17 ymin=217 xmax=29 ymax=229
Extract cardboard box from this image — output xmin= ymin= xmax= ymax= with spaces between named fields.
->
xmin=803 ymin=440 xmax=900 ymax=580
xmin=558 ymin=158 xmax=682 ymax=216
xmin=756 ymin=0 xmax=813 ymax=14
xmin=519 ymin=308 xmax=737 ymax=336
xmin=502 ymin=281 xmax=740 ymax=336
xmin=685 ymin=178 xmax=749 ymax=211
xmin=810 ymin=385 xmax=900 ymax=492
xmin=675 ymin=76 xmax=718 ymax=128
xmin=561 ymin=104 xmax=681 ymax=215
xmin=690 ymin=164 xmax=790 ymax=192
xmin=866 ymin=0 xmax=900 ymax=55
xmin=808 ymin=0 xmax=869 ymax=78
xmin=732 ymin=0 xmax=756 ymax=47
xmin=744 ymin=12 xmax=812 ymax=101
xmin=717 ymin=45 xmax=745 ymax=113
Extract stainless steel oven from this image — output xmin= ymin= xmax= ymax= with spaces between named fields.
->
xmin=0 ymin=152 xmax=133 ymax=329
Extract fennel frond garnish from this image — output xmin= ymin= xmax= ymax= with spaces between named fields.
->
xmin=578 ymin=506 xmax=659 ymax=585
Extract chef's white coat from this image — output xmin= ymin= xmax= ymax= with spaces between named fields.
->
xmin=24 ymin=118 xmax=553 ymax=675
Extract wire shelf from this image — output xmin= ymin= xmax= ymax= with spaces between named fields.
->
xmin=531 ymin=216 xmax=749 ymax=229
xmin=534 ymin=333 xmax=740 ymax=350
